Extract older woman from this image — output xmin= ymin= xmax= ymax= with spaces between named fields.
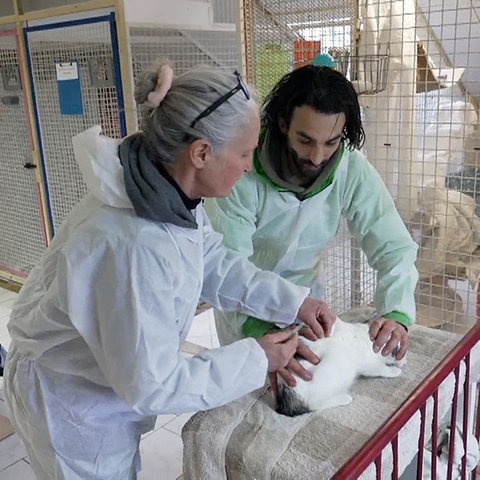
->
xmin=4 ymin=62 xmax=334 ymax=479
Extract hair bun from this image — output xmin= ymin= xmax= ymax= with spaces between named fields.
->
xmin=146 ymin=64 xmax=174 ymax=108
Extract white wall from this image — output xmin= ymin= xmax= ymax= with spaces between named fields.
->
xmin=124 ymin=0 xmax=212 ymax=28
xmin=417 ymin=0 xmax=480 ymax=101
xmin=358 ymin=0 xmax=418 ymax=216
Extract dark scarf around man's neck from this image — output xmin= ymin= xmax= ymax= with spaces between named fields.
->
xmin=257 ymin=128 xmax=343 ymax=200
xmin=119 ymin=133 xmax=200 ymax=229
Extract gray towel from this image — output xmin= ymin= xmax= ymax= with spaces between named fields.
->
xmin=182 ymin=325 xmax=480 ymax=479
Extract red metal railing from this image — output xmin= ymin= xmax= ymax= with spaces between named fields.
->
xmin=333 ymin=319 xmax=480 ymax=480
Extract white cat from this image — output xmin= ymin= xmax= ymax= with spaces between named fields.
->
xmin=276 ymin=318 xmax=406 ymax=416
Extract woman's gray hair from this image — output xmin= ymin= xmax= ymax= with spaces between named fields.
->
xmin=135 ymin=60 xmax=257 ymax=165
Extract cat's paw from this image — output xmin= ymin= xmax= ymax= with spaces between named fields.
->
xmin=383 ymin=366 xmax=402 ymax=377
xmin=316 ymin=393 xmax=353 ymax=411
xmin=387 ymin=355 xmax=407 ymax=368
xmin=335 ymin=393 xmax=353 ymax=406
xmin=395 ymin=356 xmax=407 ymax=368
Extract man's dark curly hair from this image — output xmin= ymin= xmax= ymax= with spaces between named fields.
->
xmin=262 ymin=65 xmax=365 ymax=150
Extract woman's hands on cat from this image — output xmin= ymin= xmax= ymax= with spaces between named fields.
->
xmin=369 ymin=317 xmax=408 ymax=360
xmin=296 ymin=298 xmax=336 ymax=339
xmin=268 ymin=337 xmax=321 ymax=397
xmin=267 ymin=299 xmax=336 ymax=397
xmin=257 ymin=330 xmax=300 ymax=372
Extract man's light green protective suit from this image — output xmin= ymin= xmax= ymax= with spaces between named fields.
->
xmin=205 ymin=142 xmax=418 ymax=345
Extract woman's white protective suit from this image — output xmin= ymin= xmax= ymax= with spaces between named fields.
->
xmin=4 ymin=126 xmax=309 ymax=480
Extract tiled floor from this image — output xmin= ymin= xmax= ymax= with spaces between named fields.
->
xmin=0 ymin=286 xmax=219 ymax=480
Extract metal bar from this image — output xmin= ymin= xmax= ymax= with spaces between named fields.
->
xmin=0 ymin=15 xmax=17 ymax=26
xmin=431 ymin=390 xmax=439 ymax=480
xmin=244 ymin=0 xmax=257 ymax=85
xmin=23 ymin=14 xmax=113 ymax=33
xmin=374 ymin=454 xmax=381 ymax=479
xmin=460 ymin=354 xmax=470 ymax=479
xmin=22 ymin=24 xmax=54 ymax=239
xmin=112 ymin=0 xmax=137 ymax=135
xmin=476 ymin=281 xmax=480 ymax=321
xmin=473 ymin=383 xmax=480 ymax=478
xmin=108 ymin=11 xmax=127 ymax=137
xmin=416 ymin=403 xmax=427 ymax=479
xmin=236 ymin=0 xmax=246 ymax=76
xmin=10 ymin=13 xmax=52 ymax=248
xmin=446 ymin=365 xmax=460 ymax=480
xmin=18 ymin=0 xmax=115 ymax=21
xmin=391 ymin=435 xmax=399 ymax=480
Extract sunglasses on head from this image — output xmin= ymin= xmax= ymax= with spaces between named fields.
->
xmin=190 ymin=70 xmax=250 ymax=129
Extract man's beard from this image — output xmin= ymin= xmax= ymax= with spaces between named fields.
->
xmin=287 ymin=145 xmax=326 ymax=182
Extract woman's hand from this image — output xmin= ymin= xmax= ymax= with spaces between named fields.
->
xmin=296 ymin=297 xmax=336 ymax=339
xmin=268 ymin=328 xmax=320 ymax=397
xmin=256 ymin=330 xmax=299 ymax=372
xmin=369 ymin=317 xmax=408 ymax=360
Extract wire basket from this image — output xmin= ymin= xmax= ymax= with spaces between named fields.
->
xmin=328 ymin=47 xmax=389 ymax=94
xmin=349 ymin=53 xmax=390 ymax=94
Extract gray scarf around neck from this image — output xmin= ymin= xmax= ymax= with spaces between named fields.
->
xmin=258 ymin=129 xmax=342 ymax=200
xmin=119 ymin=133 xmax=198 ymax=229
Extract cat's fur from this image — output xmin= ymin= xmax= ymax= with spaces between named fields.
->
xmin=276 ymin=318 xmax=406 ymax=417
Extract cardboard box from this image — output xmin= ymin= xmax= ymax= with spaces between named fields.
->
xmin=416 ymin=42 xmax=443 ymax=93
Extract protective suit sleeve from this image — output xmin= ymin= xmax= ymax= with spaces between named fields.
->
xmin=199 ymin=208 xmax=309 ymax=325
xmin=383 ymin=311 xmax=410 ymax=328
xmin=342 ymin=157 xmax=419 ymax=325
xmin=57 ymin=236 xmax=269 ymax=416
xmin=242 ymin=317 xmax=280 ymax=337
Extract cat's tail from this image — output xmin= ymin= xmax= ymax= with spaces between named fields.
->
xmin=275 ymin=384 xmax=311 ymax=417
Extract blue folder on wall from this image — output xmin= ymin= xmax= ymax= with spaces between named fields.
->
xmin=56 ymin=61 xmax=84 ymax=115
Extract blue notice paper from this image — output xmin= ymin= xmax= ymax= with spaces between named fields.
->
xmin=56 ymin=62 xmax=83 ymax=115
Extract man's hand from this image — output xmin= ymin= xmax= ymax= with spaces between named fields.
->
xmin=296 ymin=298 xmax=336 ymax=339
xmin=269 ymin=331 xmax=320 ymax=397
xmin=369 ymin=317 xmax=408 ymax=360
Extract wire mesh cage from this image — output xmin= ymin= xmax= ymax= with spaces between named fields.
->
xmin=0 ymin=31 xmax=47 ymax=277
xmin=241 ymin=0 xmax=480 ymax=333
